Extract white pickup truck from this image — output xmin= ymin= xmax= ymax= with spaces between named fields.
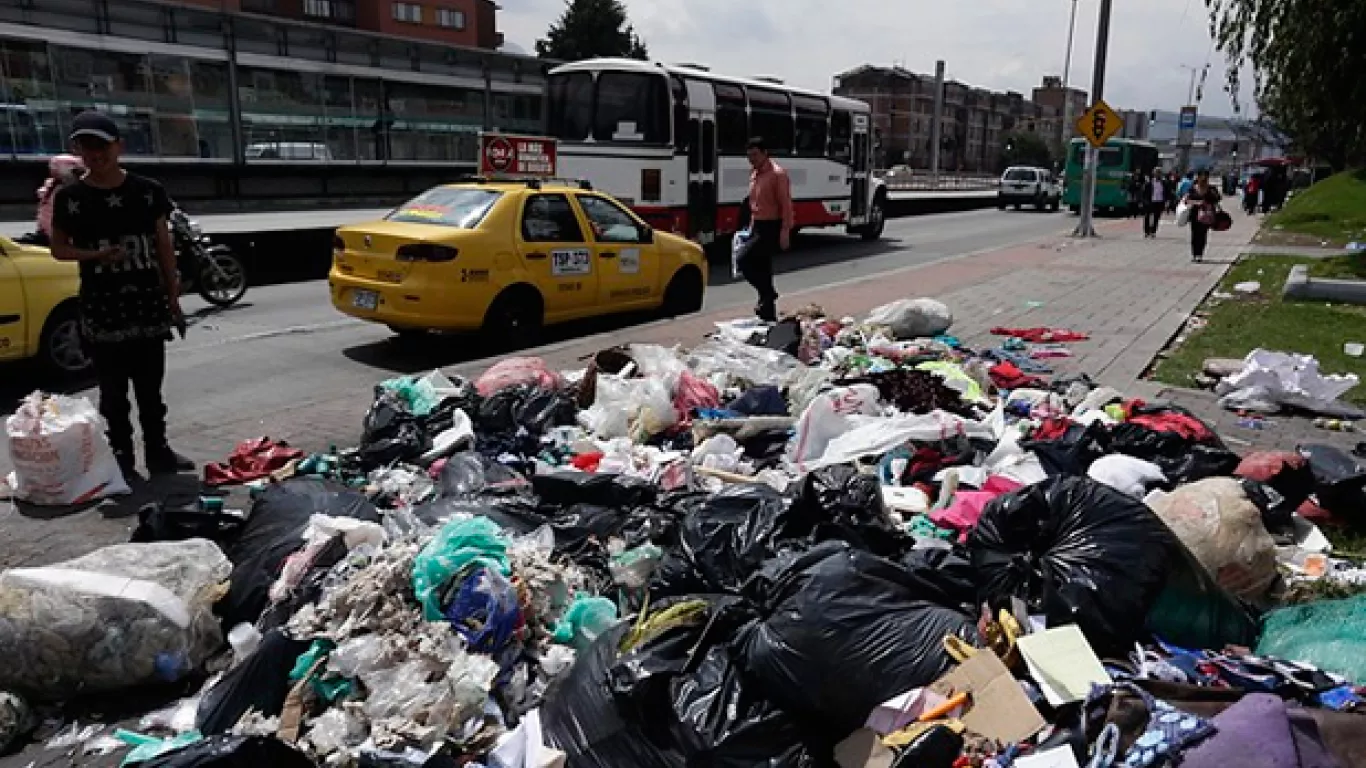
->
xmin=998 ymin=166 xmax=1062 ymax=211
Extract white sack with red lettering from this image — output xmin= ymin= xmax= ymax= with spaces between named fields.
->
xmin=4 ymin=392 xmax=129 ymax=506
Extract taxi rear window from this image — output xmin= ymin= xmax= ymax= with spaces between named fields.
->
xmin=386 ymin=188 xmax=502 ymax=228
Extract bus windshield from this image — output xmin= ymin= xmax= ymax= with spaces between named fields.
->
xmin=547 ymin=71 xmax=671 ymax=145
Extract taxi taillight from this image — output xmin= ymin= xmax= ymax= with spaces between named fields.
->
xmin=396 ymin=244 xmax=460 ymax=262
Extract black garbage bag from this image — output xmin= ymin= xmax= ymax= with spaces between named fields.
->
xmin=967 ymin=476 xmax=1258 ymax=655
xmin=788 ymin=465 xmax=909 ymax=557
xmin=726 ymin=385 xmax=789 ymax=417
xmin=1108 ymin=405 xmax=1238 ymax=484
xmin=130 ymin=496 xmax=245 ymax=544
xmin=415 ymin=497 xmax=547 ymax=533
xmin=736 ymin=541 xmax=977 ymax=740
xmin=217 ymin=479 xmax=380 ymax=629
xmin=542 ymin=623 xmax=682 ymax=768
xmin=1023 ymin=420 xmax=1111 ymax=476
xmin=653 ymin=485 xmax=789 ymax=598
xmin=532 ymin=472 xmax=657 ymax=510
xmin=516 ymin=388 xmax=579 ymax=434
xmin=257 ymin=534 xmax=351 ymax=633
xmin=1299 ymin=443 xmax=1366 ymax=519
xmin=357 ymin=390 xmax=430 ymax=467
xmin=196 ymin=629 xmax=310 ymax=735
xmin=608 ymin=597 xmax=814 ymax=768
xmin=899 ymin=546 xmax=979 ymax=612
xmin=764 ymin=318 xmax=803 ymax=356
xmin=140 ymin=736 xmax=315 ymax=767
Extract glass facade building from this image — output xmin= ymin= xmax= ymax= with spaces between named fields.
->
xmin=0 ymin=0 xmax=545 ymax=165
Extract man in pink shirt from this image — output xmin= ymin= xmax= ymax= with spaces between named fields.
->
xmin=742 ymin=137 xmax=793 ymax=322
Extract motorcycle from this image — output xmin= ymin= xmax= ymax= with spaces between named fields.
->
xmin=171 ymin=204 xmax=248 ymax=307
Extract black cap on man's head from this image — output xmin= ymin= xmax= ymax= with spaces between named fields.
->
xmin=69 ymin=111 xmax=120 ymax=143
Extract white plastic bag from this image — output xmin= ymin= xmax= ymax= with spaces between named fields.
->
xmin=789 ymin=384 xmax=882 ymax=468
xmin=864 ymin=298 xmax=953 ymax=339
xmin=1088 ymin=454 xmax=1167 ymax=498
xmin=4 ymin=392 xmax=129 ymax=506
xmin=1147 ymin=477 xmax=1279 ymax=602
xmin=800 ymin=410 xmax=995 ymax=472
xmin=578 ymin=374 xmax=678 ymax=439
xmin=1176 ymin=201 xmax=1191 ymax=227
xmin=686 ymin=336 xmax=799 ymax=390
xmin=731 ymin=227 xmax=755 ymax=280
xmin=0 ymin=539 xmax=229 ymax=700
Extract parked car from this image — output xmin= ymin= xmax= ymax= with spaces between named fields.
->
xmin=998 ymin=166 xmax=1061 ymax=211
xmin=0 ymin=235 xmax=87 ymax=375
xmin=330 ymin=179 xmax=709 ymax=348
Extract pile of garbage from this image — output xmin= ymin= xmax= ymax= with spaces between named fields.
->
xmin=4 ymin=296 xmax=1366 ymax=768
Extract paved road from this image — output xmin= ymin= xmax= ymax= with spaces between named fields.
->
xmin=1 ymin=208 xmax=1067 ymax=424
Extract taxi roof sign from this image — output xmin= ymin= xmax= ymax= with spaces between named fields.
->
xmin=479 ymin=132 xmax=558 ymax=178
xmin=1075 ymin=99 xmax=1124 ymax=150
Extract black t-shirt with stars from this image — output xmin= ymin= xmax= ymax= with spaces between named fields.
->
xmin=52 ymin=173 xmax=174 ymax=344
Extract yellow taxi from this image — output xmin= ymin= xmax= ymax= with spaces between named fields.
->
xmin=0 ymin=235 xmax=88 ymax=375
xmin=329 ymin=180 xmax=708 ymax=345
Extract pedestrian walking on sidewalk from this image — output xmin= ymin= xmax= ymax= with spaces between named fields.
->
xmin=1126 ymin=172 xmax=1143 ymax=219
xmin=1142 ymin=166 xmax=1167 ymax=237
xmin=1184 ymin=169 xmax=1222 ymax=263
xmin=740 ymin=137 xmax=793 ymax=322
xmin=49 ymin=111 xmax=195 ymax=481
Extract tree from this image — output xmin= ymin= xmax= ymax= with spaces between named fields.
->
xmin=536 ymin=0 xmax=648 ymax=62
xmin=998 ymin=132 xmax=1053 ymax=172
xmin=1205 ymin=0 xmax=1366 ymax=168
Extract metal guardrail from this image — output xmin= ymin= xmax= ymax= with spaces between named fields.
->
xmin=876 ymin=171 xmax=999 ymax=192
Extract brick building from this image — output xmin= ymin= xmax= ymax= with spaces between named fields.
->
xmin=834 ymin=65 xmax=1062 ymax=173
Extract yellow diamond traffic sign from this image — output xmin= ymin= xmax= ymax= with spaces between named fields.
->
xmin=1076 ymin=99 xmax=1124 ymax=149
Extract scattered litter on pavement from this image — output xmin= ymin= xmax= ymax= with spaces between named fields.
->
xmin=1234 ymin=280 xmax=1262 ymax=294
xmin=4 ymin=295 xmax=1366 ymax=768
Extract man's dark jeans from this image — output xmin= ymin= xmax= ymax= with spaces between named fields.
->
xmin=741 ymin=219 xmax=782 ymax=320
xmin=91 ymin=337 xmax=168 ymax=455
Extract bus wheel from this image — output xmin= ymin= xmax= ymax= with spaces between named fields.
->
xmin=860 ymin=196 xmax=886 ymax=241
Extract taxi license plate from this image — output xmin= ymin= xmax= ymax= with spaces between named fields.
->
xmin=352 ymin=290 xmax=379 ymax=310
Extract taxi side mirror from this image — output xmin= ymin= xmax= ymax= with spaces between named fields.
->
xmin=641 ymin=225 xmax=654 ymax=244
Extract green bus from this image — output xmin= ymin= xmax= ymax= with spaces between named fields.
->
xmin=1062 ymin=137 xmax=1160 ymax=213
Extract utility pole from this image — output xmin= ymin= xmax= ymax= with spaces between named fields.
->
xmin=929 ymin=60 xmax=945 ymax=182
xmin=1073 ymin=0 xmax=1112 ymax=238
xmin=1059 ymin=0 xmax=1080 ymax=158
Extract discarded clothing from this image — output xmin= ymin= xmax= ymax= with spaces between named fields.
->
xmin=989 ymin=326 xmax=1090 ymax=343
xmin=204 ymin=437 xmax=305 ymax=487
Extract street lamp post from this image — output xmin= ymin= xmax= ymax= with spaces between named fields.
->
xmin=1059 ymin=0 xmax=1080 ymax=156
xmin=1073 ymin=0 xmax=1113 ymax=238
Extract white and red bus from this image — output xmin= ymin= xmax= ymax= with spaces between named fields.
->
xmin=544 ymin=58 xmax=886 ymax=245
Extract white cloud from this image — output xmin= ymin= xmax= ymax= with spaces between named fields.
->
xmin=498 ymin=0 xmax=1253 ymax=118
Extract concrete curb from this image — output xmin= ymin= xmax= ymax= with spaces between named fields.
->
xmin=1282 ymin=263 xmax=1366 ymax=304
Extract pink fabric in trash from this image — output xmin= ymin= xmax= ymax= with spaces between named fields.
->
xmin=930 ymin=476 xmax=1022 ymax=540
xmin=474 ymin=356 xmax=564 ymax=396
xmin=674 ymin=370 xmax=721 ymax=416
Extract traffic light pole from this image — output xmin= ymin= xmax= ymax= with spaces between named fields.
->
xmin=1073 ymin=0 xmax=1113 ymax=238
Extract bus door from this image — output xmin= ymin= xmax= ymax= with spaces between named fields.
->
xmin=683 ymin=79 xmax=718 ymax=244
xmin=849 ymin=113 xmax=871 ymax=225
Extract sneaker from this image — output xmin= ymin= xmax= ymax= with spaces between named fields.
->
xmin=146 ymin=444 xmax=195 ymax=475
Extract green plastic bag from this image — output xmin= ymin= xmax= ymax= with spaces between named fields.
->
xmin=1257 ymin=594 xmax=1366 ymax=683
xmin=551 ymin=593 xmax=619 ymax=651
xmin=379 ymin=374 xmax=441 ymax=417
xmin=412 ymin=516 xmax=511 ymax=620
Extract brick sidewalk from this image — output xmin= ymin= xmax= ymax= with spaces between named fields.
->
xmin=1 ymin=214 xmax=1250 ymax=567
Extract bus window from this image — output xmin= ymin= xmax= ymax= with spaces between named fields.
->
xmin=594 ymin=71 xmax=669 ymax=144
xmin=747 ymin=87 xmax=792 ymax=154
xmin=547 ymin=72 xmax=593 ymax=141
xmin=793 ymin=94 xmax=828 ymax=158
xmin=1071 ymin=142 xmax=1123 ymax=168
xmin=829 ymin=109 xmax=852 ymax=163
xmin=714 ymin=83 xmax=747 ymax=155
xmin=671 ymin=76 xmax=689 ymax=154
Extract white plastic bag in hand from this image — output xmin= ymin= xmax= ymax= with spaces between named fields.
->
xmin=4 ymin=392 xmax=129 ymax=506
xmin=1176 ymin=201 xmax=1191 ymax=227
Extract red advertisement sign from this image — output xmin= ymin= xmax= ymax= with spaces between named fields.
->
xmin=479 ymin=133 xmax=558 ymax=177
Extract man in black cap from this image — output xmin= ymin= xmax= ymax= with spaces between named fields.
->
xmin=49 ymin=110 xmax=193 ymax=480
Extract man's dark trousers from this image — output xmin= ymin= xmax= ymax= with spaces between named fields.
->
xmin=741 ymin=219 xmax=782 ymax=321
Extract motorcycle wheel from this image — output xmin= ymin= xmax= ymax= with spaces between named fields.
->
xmin=198 ymin=247 xmax=248 ymax=307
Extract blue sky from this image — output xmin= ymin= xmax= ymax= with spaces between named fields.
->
xmin=500 ymin=0 xmax=1254 ymax=119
